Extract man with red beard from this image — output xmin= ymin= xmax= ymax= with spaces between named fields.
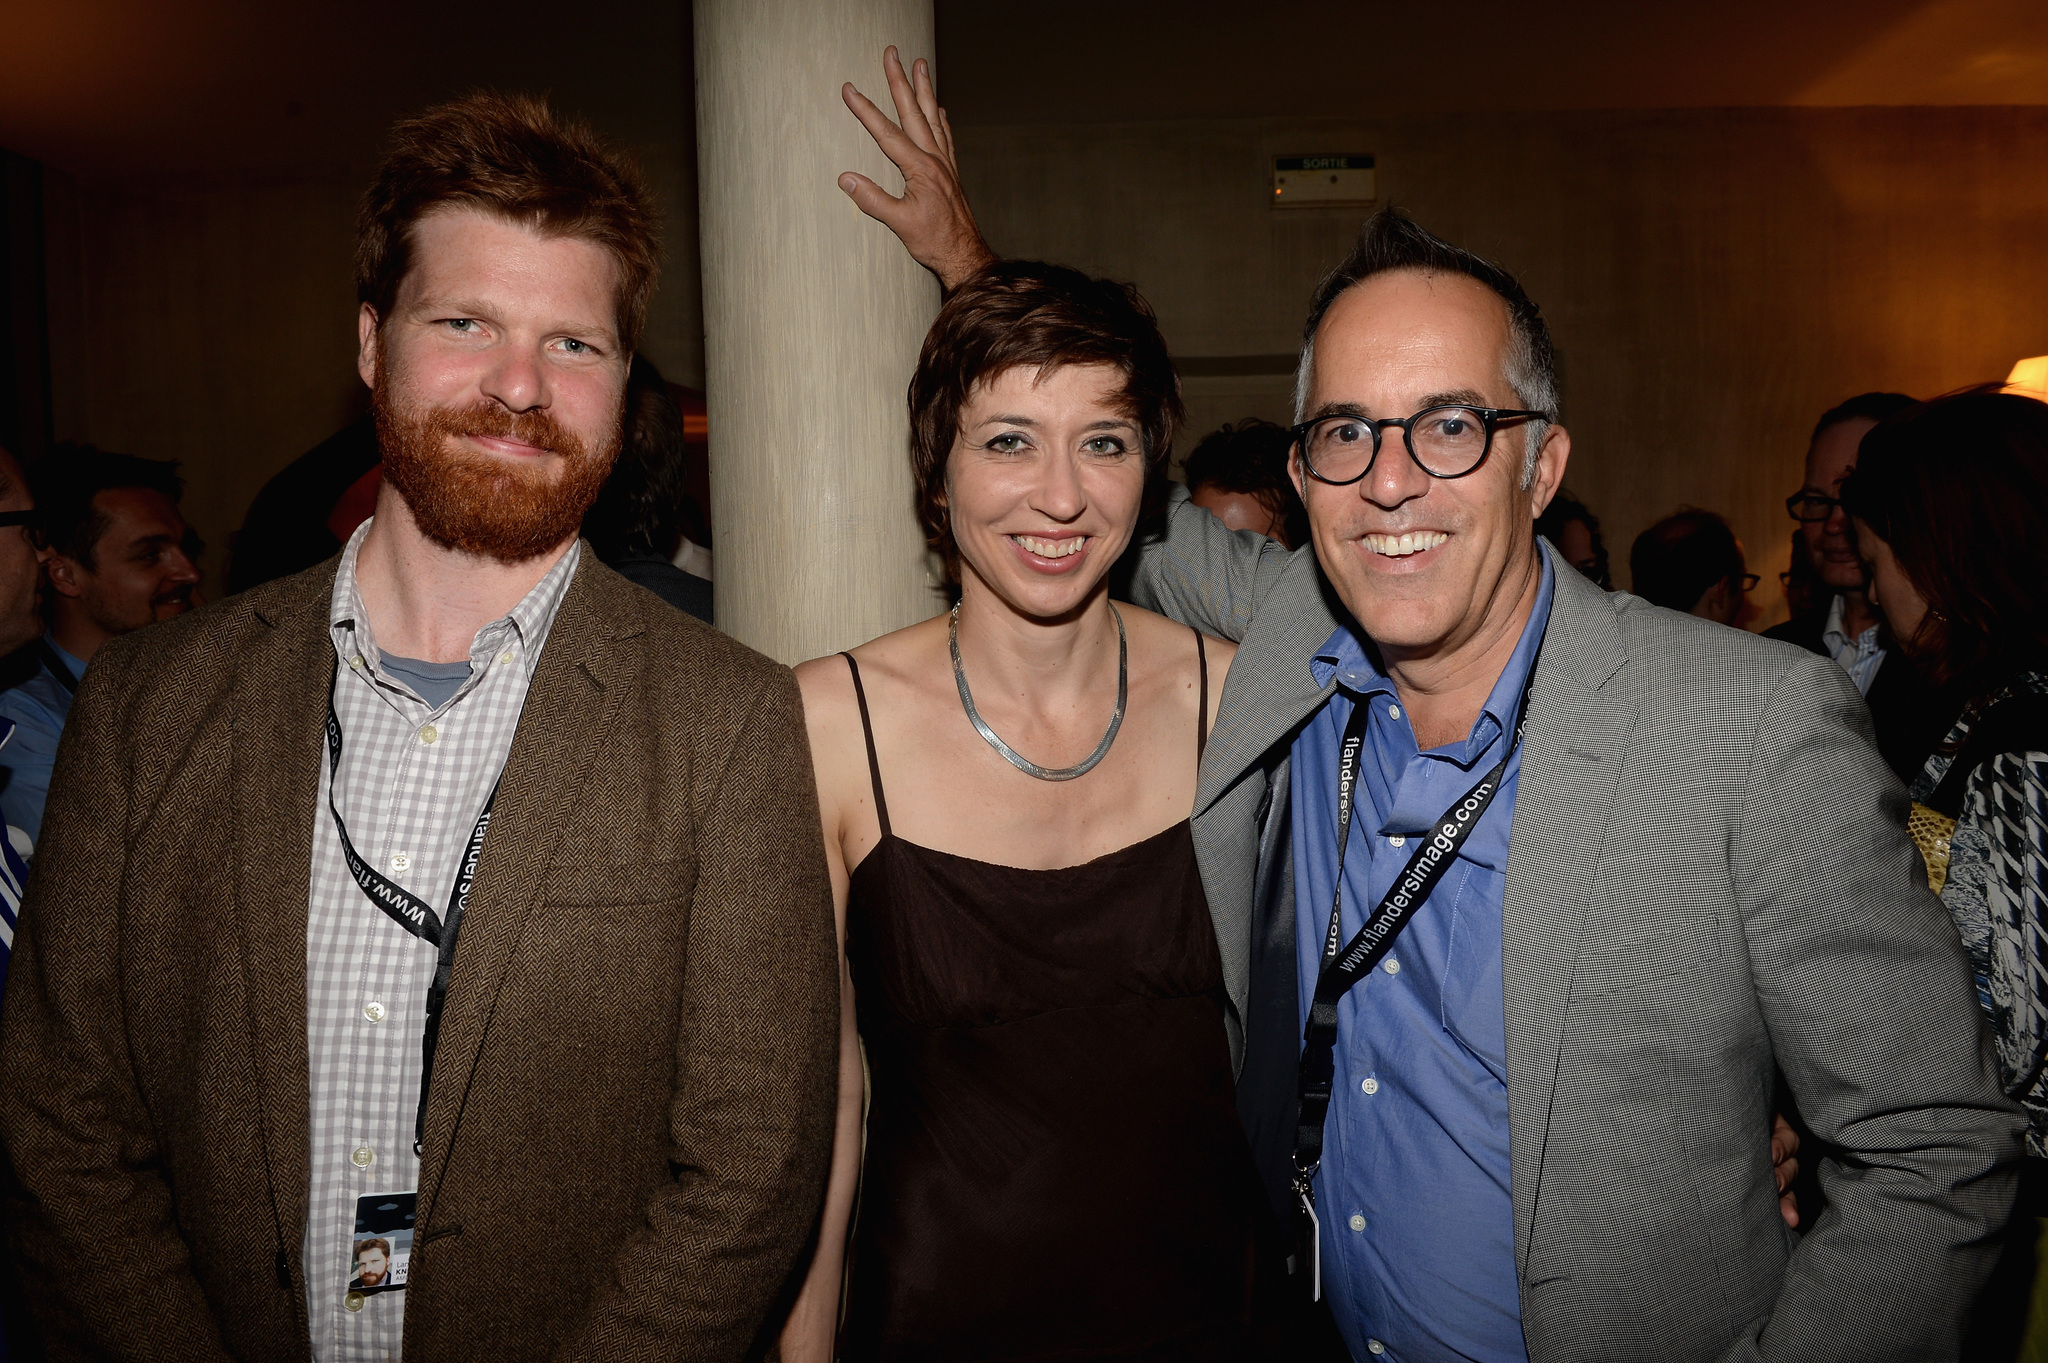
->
xmin=0 ymin=94 xmax=839 ymax=1361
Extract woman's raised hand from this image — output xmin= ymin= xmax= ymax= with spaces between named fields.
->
xmin=840 ymin=46 xmax=996 ymax=291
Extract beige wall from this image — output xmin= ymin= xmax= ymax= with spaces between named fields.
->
xmin=39 ymin=140 xmax=701 ymax=597
xmin=955 ymin=107 xmax=2048 ymax=626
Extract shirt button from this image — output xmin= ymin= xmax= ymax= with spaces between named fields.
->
xmin=1388 ymin=835 xmax=1405 ymax=847
xmin=1362 ymin=1076 xmax=1379 ymax=1095
xmin=1349 ymin=1213 xmax=1367 ymax=1232
xmin=1387 ymin=704 xmax=1401 ymax=719
xmin=389 ymin=851 xmax=411 ymax=875
xmin=419 ymin=725 xmax=439 ymax=745
xmin=499 ymin=650 xmax=514 ymax=665
xmin=1368 ymin=1341 xmax=1386 ymax=1356
xmin=363 ymin=1000 xmax=386 ymax=1023
xmin=349 ymin=655 xmax=365 ymax=671
xmin=1384 ymin=957 xmax=1401 ymax=975
xmin=351 ymin=1145 xmax=374 ymax=1169
xmin=344 ymin=1291 xmax=365 ymax=1312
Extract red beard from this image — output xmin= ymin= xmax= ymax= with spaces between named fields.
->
xmin=373 ymin=371 xmax=620 ymax=564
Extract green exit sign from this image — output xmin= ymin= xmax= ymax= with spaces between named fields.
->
xmin=1273 ymin=154 xmax=1376 ymax=208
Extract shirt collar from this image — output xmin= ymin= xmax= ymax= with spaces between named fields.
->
xmin=1310 ymin=548 xmax=1555 ymax=766
xmin=1822 ymin=592 xmax=1850 ymax=650
xmin=1821 ymin=592 xmax=1876 ymax=649
xmin=328 ymin=517 xmax=581 ymax=680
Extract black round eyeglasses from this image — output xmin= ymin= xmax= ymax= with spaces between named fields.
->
xmin=1289 ymin=404 xmax=1548 ymax=485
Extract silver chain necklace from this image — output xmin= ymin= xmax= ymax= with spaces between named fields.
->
xmin=950 ymin=600 xmax=1127 ymax=782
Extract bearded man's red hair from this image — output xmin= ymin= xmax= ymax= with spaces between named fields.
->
xmin=356 ymin=91 xmax=661 ymax=353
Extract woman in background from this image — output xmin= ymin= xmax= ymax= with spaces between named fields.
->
xmin=1842 ymin=386 xmax=2048 ymax=1360
xmin=780 ymin=261 xmax=1279 ymax=1362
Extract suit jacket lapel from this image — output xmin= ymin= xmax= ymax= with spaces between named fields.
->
xmin=416 ymin=563 xmax=646 ymax=1220
xmin=231 ymin=566 xmax=341 ymax=1250
xmin=1502 ymin=546 xmax=1637 ymax=1276
xmin=1195 ymin=549 xmax=1342 ymax=819
xmin=1186 ymin=550 xmax=1341 ymax=1045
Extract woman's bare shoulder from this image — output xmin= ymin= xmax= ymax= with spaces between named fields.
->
xmin=794 ymin=614 xmax=949 ymax=712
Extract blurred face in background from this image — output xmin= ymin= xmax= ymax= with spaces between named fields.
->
xmin=1800 ymin=417 xmax=1877 ymax=594
xmin=46 ymin=486 xmax=200 ymax=640
xmin=1189 ymin=482 xmax=1289 ymax=544
xmin=1851 ymin=520 xmax=1931 ymax=651
xmin=0 ymin=450 xmax=40 ymax=656
xmin=1290 ymin=270 xmax=1567 ymax=664
xmin=1692 ymin=551 xmax=1755 ymax=628
xmin=1553 ymin=518 xmax=1599 ymax=579
xmin=946 ymin=361 xmax=1149 ymax=621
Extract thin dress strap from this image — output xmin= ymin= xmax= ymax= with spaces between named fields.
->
xmin=840 ymin=652 xmax=893 ymax=839
xmin=1193 ymin=629 xmax=1209 ymax=765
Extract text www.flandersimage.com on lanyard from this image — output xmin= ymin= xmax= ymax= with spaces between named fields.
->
xmin=1334 ymin=777 xmax=1498 ymax=975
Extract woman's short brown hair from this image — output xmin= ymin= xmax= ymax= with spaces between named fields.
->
xmin=356 ymin=92 xmax=660 ymax=352
xmin=908 ymin=261 xmax=1183 ymax=577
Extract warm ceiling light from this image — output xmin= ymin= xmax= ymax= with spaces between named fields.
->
xmin=2010 ymin=356 xmax=2048 ymax=401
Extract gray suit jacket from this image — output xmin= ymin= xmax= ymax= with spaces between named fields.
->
xmin=1129 ymin=489 xmax=2023 ymax=1362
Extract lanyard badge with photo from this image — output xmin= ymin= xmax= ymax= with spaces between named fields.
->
xmin=348 ymin=1193 xmax=416 ymax=1306
xmin=325 ymin=662 xmax=502 ymax=1302
xmin=1289 ymin=659 xmax=1538 ymax=1300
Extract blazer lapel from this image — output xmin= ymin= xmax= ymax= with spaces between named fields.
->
xmin=1195 ymin=549 xmax=1342 ymax=819
xmin=1186 ymin=550 xmax=1341 ymax=1045
xmin=1502 ymin=546 xmax=1637 ymax=1276
xmin=231 ymin=567 xmax=341 ymax=1250
xmin=416 ymin=564 xmax=646 ymax=1220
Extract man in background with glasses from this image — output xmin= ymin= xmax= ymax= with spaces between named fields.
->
xmin=1765 ymin=392 xmax=1943 ymax=781
xmin=1626 ymin=507 xmax=1758 ymax=626
xmin=846 ymin=51 xmax=2020 ymax=1360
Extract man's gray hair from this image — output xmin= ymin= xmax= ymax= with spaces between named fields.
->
xmin=1292 ymin=210 xmax=1557 ymax=488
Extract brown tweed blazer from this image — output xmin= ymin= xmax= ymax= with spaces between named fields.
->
xmin=0 ymin=552 xmax=840 ymax=1360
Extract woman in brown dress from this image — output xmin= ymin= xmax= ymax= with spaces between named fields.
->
xmin=781 ymin=262 xmax=1280 ymax=1361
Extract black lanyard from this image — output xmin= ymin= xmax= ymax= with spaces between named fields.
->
xmin=325 ymin=662 xmax=501 ymax=1155
xmin=1291 ymin=656 xmax=1541 ymax=1209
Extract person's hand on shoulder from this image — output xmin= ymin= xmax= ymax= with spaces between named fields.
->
xmin=840 ymin=45 xmax=996 ymax=292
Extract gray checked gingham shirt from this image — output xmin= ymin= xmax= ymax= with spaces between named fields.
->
xmin=304 ymin=522 xmax=578 ymax=1360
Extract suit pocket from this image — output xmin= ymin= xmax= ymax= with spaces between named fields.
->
xmin=1568 ymin=894 xmax=1721 ymax=997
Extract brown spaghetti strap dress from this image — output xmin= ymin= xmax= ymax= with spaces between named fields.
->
xmin=837 ymin=637 xmax=1279 ymax=1362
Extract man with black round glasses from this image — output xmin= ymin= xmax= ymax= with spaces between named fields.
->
xmin=844 ymin=46 xmax=2019 ymax=1362
xmin=1118 ymin=211 xmax=2014 ymax=1363
xmin=1765 ymin=392 xmax=1945 ymax=781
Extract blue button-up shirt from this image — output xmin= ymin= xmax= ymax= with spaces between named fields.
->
xmin=1291 ymin=553 xmax=1553 ymax=1362
xmin=0 ymin=634 xmax=85 ymax=841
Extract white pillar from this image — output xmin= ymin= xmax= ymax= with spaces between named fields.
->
xmin=695 ymin=0 xmax=941 ymax=664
